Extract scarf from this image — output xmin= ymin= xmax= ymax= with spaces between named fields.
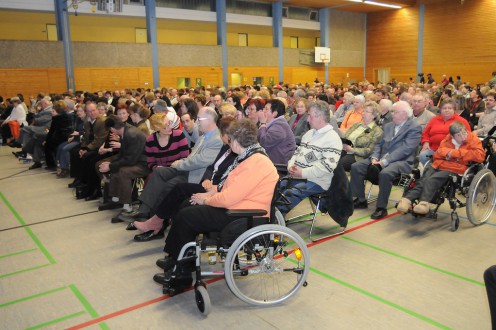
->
xmin=217 ymin=143 xmax=267 ymax=192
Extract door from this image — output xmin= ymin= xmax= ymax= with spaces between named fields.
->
xmin=374 ymin=68 xmax=390 ymax=84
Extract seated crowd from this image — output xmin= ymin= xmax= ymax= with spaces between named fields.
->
xmin=2 ymin=75 xmax=496 ymax=290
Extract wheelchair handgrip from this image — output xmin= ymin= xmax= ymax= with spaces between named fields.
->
xmin=226 ymin=209 xmax=267 ymax=217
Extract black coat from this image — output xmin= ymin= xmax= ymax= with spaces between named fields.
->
xmin=46 ymin=113 xmax=74 ymax=146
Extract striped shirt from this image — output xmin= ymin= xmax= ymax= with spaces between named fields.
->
xmin=145 ymin=129 xmax=190 ymax=169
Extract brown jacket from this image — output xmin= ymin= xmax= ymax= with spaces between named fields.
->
xmin=81 ymin=115 xmax=109 ymax=151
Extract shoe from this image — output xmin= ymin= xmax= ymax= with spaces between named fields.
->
xmin=134 ymin=229 xmax=165 ymax=242
xmin=28 ymin=162 xmax=42 ymax=170
xmin=413 ymin=201 xmax=430 ymax=215
xmin=8 ymin=141 xmax=22 ymax=148
xmin=396 ymin=198 xmax=412 ymax=214
xmin=353 ymin=198 xmax=368 ymax=209
xmin=85 ymin=189 xmax=102 ymax=201
xmin=119 ymin=210 xmax=149 ymax=222
xmin=44 ymin=166 xmax=57 ymax=171
xmin=111 ymin=216 xmax=125 ymax=223
xmin=371 ymin=208 xmax=388 ymax=220
xmin=68 ymin=179 xmax=81 ymax=188
xmin=98 ymin=201 xmax=122 ymax=211
xmin=12 ymin=151 xmax=26 ymax=158
xmin=156 ymin=257 xmax=176 ymax=271
xmin=153 ymin=273 xmax=171 ymax=285
xmin=56 ymin=169 xmax=69 ymax=178
xmin=126 ymin=222 xmax=137 ymax=230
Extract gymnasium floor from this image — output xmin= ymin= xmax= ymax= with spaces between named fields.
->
xmin=1 ymin=145 xmax=494 ymax=330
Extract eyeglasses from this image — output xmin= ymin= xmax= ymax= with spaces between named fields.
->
xmin=197 ymin=116 xmax=209 ymax=121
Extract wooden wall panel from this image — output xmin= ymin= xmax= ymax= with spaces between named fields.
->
xmin=0 ymin=66 xmax=364 ymax=97
xmin=366 ymin=7 xmax=419 ymax=84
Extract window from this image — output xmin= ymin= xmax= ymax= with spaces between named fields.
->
xmin=46 ymin=24 xmax=57 ymax=41
xmin=290 ymin=36 xmax=298 ymax=49
xmin=135 ymin=28 xmax=147 ymax=43
xmin=238 ymin=33 xmax=248 ymax=47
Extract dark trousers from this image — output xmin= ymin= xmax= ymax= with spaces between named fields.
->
xmin=403 ymin=165 xmax=454 ymax=202
xmin=484 ymin=265 xmax=496 ymax=330
xmin=155 ymin=183 xmax=206 ymax=220
xmin=44 ymin=141 xmax=62 ymax=168
xmin=69 ymin=147 xmax=82 ymax=178
xmin=164 ymin=205 xmax=231 ymax=260
xmin=1 ymin=124 xmax=13 ymax=141
xmin=340 ymin=153 xmax=356 ymax=172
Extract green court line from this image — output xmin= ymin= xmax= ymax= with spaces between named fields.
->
xmin=310 ymin=266 xmax=452 ymax=329
xmin=0 ymin=286 xmax=67 ymax=308
xmin=0 ymin=192 xmax=56 ymax=264
xmin=0 ymin=248 xmax=38 ymax=259
xmin=69 ymin=285 xmax=109 ymax=330
xmin=25 ymin=311 xmax=86 ymax=330
xmin=0 ymin=264 xmax=50 ymax=279
xmin=342 ymin=236 xmax=485 ymax=286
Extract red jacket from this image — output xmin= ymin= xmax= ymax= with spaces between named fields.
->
xmin=432 ymin=132 xmax=485 ymax=175
xmin=421 ymin=114 xmax=471 ymax=151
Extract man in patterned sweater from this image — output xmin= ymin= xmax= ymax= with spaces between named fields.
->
xmin=278 ymin=100 xmax=342 ymax=216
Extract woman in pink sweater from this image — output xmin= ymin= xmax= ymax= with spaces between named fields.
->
xmin=153 ymin=119 xmax=279 ymax=284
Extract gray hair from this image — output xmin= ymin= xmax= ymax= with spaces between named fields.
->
xmin=392 ymin=100 xmax=413 ymax=118
xmin=354 ymin=94 xmax=365 ymax=103
xmin=343 ymin=92 xmax=355 ymax=102
xmin=293 ymin=89 xmax=307 ymax=99
xmin=449 ymin=121 xmax=467 ymax=136
xmin=154 ymin=99 xmax=167 ymax=112
xmin=379 ymin=99 xmax=393 ymax=112
xmin=308 ymin=100 xmax=331 ymax=123
xmin=201 ymin=107 xmax=218 ymax=123
xmin=364 ymin=101 xmax=381 ymax=120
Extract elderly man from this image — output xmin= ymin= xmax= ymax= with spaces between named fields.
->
xmin=334 ymin=92 xmax=355 ymax=127
xmin=258 ymin=98 xmax=296 ymax=164
xmin=412 ymin=93 xmax=435 ymax=130
xmin=397 ymin=121 xmax=485 ymax=215
xmin=119 ymin=107 xmax=222 ymax=222
xmin=377 ymin=99 xmax=393 ymax=127
xmin=277 ymin=100 xmax=342 ymax=216
xmin=351 ymin=100 xmax=422 ymax=220
xmin=17 ymin=98 xmax=53 ymax=168
xmin=212 ymin=94 xmax=223 ymax=114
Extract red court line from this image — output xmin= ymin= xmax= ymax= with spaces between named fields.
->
xmin=66 ymin=276 xmax=225 ymax=330
xmin=67 ymin=212 xmax=400 ymax=329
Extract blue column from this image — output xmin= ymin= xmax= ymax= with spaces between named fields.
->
xmin=216 ymin=0 xmax=228 ymax=88
xmin=417 ymin=3 xmax=425 ymax=82
xmin=319 ymin=8 xmax=330 ymax=85
xmin=363 ymin=13 xmax=367 ymax=81
xmin=272 ymin=2 xmax=283 ymax=84
xmin=55 ymin=0 xmax=75 ymax=91
xmin=145 ymin=0 xmax=160 ymax=89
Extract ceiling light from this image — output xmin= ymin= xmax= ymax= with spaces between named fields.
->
xmin=348 ymin=0 xmax=402 ymax=9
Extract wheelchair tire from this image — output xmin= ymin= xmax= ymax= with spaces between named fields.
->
xmin=194 ymin=286 xmax=211 ymax=316
xmin=466 ymin=169 xmax=496 ymax=226
xmin=274 ymin=208 xmax=286 ymax=227
xmin=224 ymin=224 xmax=310 ymax=306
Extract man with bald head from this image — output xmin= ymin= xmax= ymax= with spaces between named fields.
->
xmin=119 ymin=107 xmax=223 ymax=222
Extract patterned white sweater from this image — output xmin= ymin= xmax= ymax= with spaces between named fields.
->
xmin=288 ymin=124 xmax=342 ymax=190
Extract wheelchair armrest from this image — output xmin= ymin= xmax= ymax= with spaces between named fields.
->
xmin=226 ymin=209 xmax=267 ymax=217
xmin=274 ymin=163 xmax=288 ymax=174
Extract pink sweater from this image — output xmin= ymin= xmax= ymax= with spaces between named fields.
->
xmin=205 ymin=153 xmax=278 ymax=216
xmin=145 ymin=130 xmax=190 ymax=169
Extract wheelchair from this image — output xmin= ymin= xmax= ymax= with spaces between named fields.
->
xmin=396 ymin=138 xmax=496 ymax=231
xmin=160 ymin=178 xmax=310 ymax=316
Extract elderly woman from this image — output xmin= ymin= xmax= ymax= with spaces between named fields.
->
xmin=474 ymin=91 xmax=496 ymax=137
xmin=419 ymin=98 xmax=471 ymax=165
xmin=334 ymin=92 xmax=355 ymax=126
xmin=341 ymin=101 xmax=384 ymax=171
xmin=145 ymin=113 xmax=190 ymax=171
xmin=397 ymin=121 xmax=485 ymax=215
xmin=219 ymin=104 xmax=237 ymax=119
xmin=377 ymin=99 xmax=393 ymax=127
xmin=244 ymin=98 xmax=265 ymax=127
xmin=44 ymin=100 xmax=74 ymax=171
xmin=288 ymin=98 xmax=310 ymax=145
xmin=153 ymin=119 xmax=279 ymax=284
xmin=133 ymin=117 xmax=237 ymax=241
xmin=340 ymin=94 xmax=365 ymax=134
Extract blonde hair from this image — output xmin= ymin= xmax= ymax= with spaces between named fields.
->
xmin=220 ymin=104 xmax=237 ymax=117
xmin=149 ymin=113 xmax=168 ymax=132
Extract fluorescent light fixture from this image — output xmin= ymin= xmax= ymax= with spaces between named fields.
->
xmin=348 ymin=0 xmax=402 ymax=9
xmin=364 ymin=1 xmax=401 ymax=8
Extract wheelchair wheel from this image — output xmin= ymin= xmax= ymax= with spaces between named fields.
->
xmin=466 ymin=169 xmax=496 ymax=226
xmin=194 ymin=286 xmax=211 ymax=316
xmin=274 ymin=208 xmax=286 ymax=227
xmin=224 ymin=224 xmax=310 ymax=306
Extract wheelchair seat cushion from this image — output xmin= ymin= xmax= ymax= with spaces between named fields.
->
xmin=218 ymin=217 xmax=270 ymax=248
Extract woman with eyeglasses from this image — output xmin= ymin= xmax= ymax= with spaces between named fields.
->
xmin=340 ymin=101 xmax=384 ymax=171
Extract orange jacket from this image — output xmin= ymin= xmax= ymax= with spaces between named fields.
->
xmin=205 ymin=153 xmax=278 ymax=216
xmin=432 ymin=132 xmax=485 ymax=175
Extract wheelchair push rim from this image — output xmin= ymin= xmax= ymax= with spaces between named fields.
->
xmin=466 ymin=169 xmax=496 ymax=226
xmin=224 ymin=224 xmax=310 ymax=306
